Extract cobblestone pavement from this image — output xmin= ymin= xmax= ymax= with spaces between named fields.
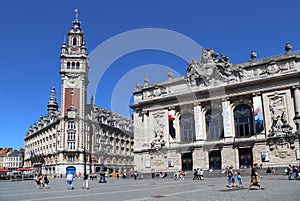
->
xmin=0 ymin=175 xmax=299 ymax=201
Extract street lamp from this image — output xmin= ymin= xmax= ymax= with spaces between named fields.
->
xmin=95 ymin=135 xmax=112 ymax=183
xmin=281 ymin=121 xmax=292 ymax=134
xmin=293 ymin=112 xmax=300 ymax=149
xmin=267 ymin=120 xmax=295 ymax=150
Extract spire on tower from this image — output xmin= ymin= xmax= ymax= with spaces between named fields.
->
xmin=47 ymin=86 xmax=58 ymax=117
xmin=74 ymin=8 xmax=79 ymax=20
xmin=71 ymin=8 xmax=81 ymax=33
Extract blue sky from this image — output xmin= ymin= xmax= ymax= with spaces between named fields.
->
xmin=1 ymin=0 xmax=300 ymax=150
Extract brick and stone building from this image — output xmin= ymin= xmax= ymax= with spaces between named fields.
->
xmin=24 ymin=12 xmax=134 ymax=176
xmin=3 ymin=150 xmax=24 ymax=171
xmin=131 ymin=45 xmax=300 ymax=172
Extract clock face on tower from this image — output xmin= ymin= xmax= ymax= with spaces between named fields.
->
xmin=67 ymin=78 xmax=77 ymax=87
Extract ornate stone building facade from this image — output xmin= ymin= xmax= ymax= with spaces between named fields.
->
xmin=131 ymin=45 xmax=300 ymax=172
xmin=24 ymin=13 xmax=134 ymax=175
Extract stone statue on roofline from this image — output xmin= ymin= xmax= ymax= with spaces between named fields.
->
xmin=186 ymin=48 xmax=246 ymax=86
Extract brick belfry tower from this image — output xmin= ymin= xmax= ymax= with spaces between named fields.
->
xmin=58 ymin=9 xmax=89 ymax=175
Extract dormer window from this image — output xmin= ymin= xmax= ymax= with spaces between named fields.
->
xmin=72 ymin=37 xmax=77 ymax=46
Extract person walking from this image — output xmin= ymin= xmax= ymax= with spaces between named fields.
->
xmin=66 ymin=172 xmax=74 ymax=190
xmin=35 ymin=173 xmax=43 ymax=189
xmin=225 ymin=165 xmax=235 ymax=187
xmin=249 ymin=163 xmax=263 ymax=190
xmin=43 ymin=174 xmax=49 ymax=189
xmin=199 ymin=169 xmax=204 ymax=180
xmin=193 ymin=169 xmax=197 ymax=180
xmin=287 ymin=165 xmax=292 ymax=180
xmin=236 ymin=172 xmax=243 ymax=188
xmin=292 ymin=165 xmax=298 ymax=180
xmin=82 ymin=174 xmax=89 ymax=189
xmin=179 ymin=170 xmax=184 ymax=180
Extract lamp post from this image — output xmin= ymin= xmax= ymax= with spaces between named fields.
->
xmin=281 ymin=121 xmax=292 ymax=135
xmin=293 ymin=112 xmax=300 ymax=147
xmin=95 ymin=135 xmax=112 ymax=183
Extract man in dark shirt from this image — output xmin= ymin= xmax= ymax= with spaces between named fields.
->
xmin=249 ymin=163 xmax=263 ymax=189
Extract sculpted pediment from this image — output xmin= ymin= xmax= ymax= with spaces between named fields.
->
xmin=186 ymin=48 xmax=297 ymax=88
xmin=186 ymin=48 xmax=244 ymax=87
xmin=143 ymin=85 xmax=168 ymax=99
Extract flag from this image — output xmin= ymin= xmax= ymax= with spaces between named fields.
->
xmin=168 ymin=114 xmax=176 ymax=139
xmin=30 ymin=151 xmax=35 ymax=158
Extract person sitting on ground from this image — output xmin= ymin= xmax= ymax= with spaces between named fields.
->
xmin=266 ymin=167 xmax=271 ymax=175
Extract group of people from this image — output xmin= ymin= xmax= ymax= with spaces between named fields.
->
xmin=192 ymin=168 xmax=204 ymax=180
xmin=66 ymin=172 xmax=89 ymax=190
xmin=286 ymin=164 xmax=300 ymax=180
xmin=35 ymin=172 xmax=90 ymax=190
xmin=35 ymin=173 xmax=49 ymax=189
xmin=266 ymin=167 xmax=275 ymax=174
xmin=173 ymin=170 xmax=184 ymax=180
xmin=224 ymin=165 xmax=243 ymax=188
xmin=225 ymin=163 xmax=263 ymax=189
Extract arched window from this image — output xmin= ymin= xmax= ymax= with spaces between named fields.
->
xmin=67 ymin=121 xmax=76 ymax=129
xmin=234 ymin=104 xmax=253 ymax=137
xmin=76 ymin=62 xmax=80 ymax=69
xmin=179 ymin=112 xmax=195 ymax=143
xmin=67 ymin=62 xmax=70 ymax=69
xmin=205 ymin=109 xmax=223 ymax=140
xmin=72 ymin=62 xmax=75 ymax=69
xmin=67 ymin=132 xmax=76 ymax=140
xmin=72 ymin=37 xmax=77 ymax=46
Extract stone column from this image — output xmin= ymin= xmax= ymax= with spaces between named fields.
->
xmin=222 ymin=99 xmax=234 ymax=138
xmin=194 ymin=104 xmax=203 ymax=140
xmin=222 ymin=146 xmax=235 ymax=168
xmin=294 ymin=86 xmax=300 ymax=114
xmin=143 ymin=110 xmax=148 ymax=146
xmin=192 ymin=148 xmax=207 ymax=169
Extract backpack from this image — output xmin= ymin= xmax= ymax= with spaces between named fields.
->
xmin=227 ymin=169 xmax=233 ymax=177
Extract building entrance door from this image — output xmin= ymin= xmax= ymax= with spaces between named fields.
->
xmin=66 ymin=166 xmax=76 ymax=176
xmin=181 ymin=153 xmax=193 ymax=171
xmin=238 ymin=148 xmax=253 ymax=168
xmin=209 ymin=150 xmax=221 ymax=170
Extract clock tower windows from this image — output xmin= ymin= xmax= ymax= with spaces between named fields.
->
xmin=66 ymin=61 xmax=80 ymax=69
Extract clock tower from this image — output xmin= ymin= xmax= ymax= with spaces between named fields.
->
xmin=58 ymin=9 xmax=89 ymax=173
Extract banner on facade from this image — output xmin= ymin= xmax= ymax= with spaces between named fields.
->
xmin=168 ymin=110 xmax=176 ymax=141
xmin=253 ymin=96 xmax=264 ymax=133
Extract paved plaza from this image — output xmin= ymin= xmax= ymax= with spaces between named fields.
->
xmin=0 ymin=174 xmax=299 ymax=201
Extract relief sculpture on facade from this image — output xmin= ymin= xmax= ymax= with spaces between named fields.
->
xmin=260 ymin=60 xmax=289 ymax=76
xmin=150 ymin=113 xmax=166 ymax=150
xmin=267 ymin=92 xmax=296 ymax=158
xmin=147 ymin=85 xmax=168 ymax=98
xmin=269 ymin=92 xmax=287 ymax=136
